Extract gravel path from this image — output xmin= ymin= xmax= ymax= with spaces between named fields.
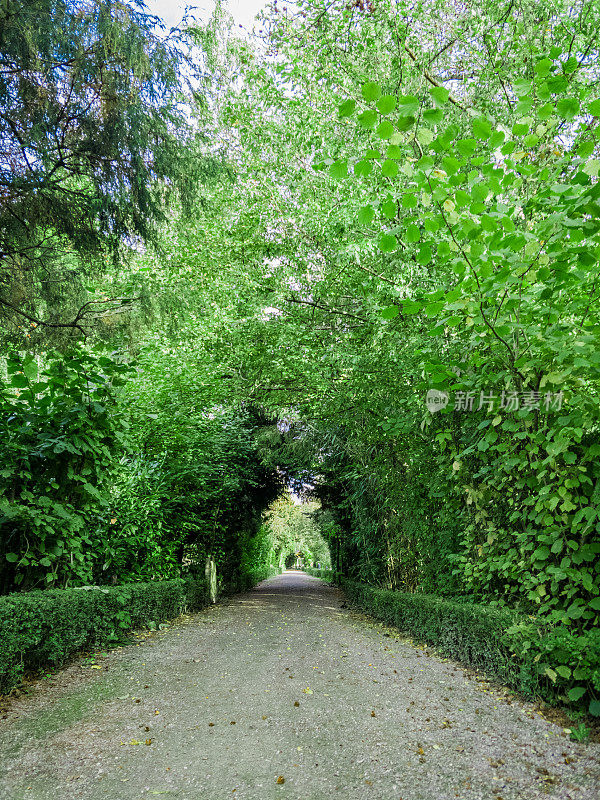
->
xmin=0 ymin=570 xmax=599 ymax=800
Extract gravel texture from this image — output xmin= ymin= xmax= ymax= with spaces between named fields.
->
xmin=0 ymin=570 xmax=599 ymax=800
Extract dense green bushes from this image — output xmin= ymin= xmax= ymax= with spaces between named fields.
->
xmin=0 ymin=350 xmax=132 ymax=593
xmin=303 ymin=566 xmax=335 ymax=581
xmin=228 ymin=565 xmax=283 ymax=594
xmin=339 ymin=578 xmax=600 ymax=716
xmin=0 ymin=576 xmax=210 ymax=693
xmin=0 ymin=345 xmax=283 ymax=593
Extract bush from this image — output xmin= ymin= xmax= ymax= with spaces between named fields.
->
xmin=509 ymin=621 xmax=600 ymax=716
xmin=0 ymin=576 xmax=209 ymax=693
xmin=340 ymin=578 xmax=523 ymax=683
xmin=227 ymin=565 xmax=282 ymax=594
xmin=336 ymin=578 xmax=599 ymax=717
xmin=303 ymin=566 xmax=335 ymax=581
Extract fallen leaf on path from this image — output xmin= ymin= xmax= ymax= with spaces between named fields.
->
xmin=276 ymin=776 xmax=285 ymax=784
xmin=294 ymin=701 xmax=299 ymax=707
xmin=303 ymin=687 xmax=313 ymax=694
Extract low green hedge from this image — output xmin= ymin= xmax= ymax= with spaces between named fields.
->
xmin=228 ymin=565 xmax=282 ymax=593
xmin=0 ymin=576 xmax=210 ymax=693
xmin=303 ymin=566 xmax=336 ymax=581
xmin=340 ymin=578 xmax=523 ymax=685
xmin=337 ymin=578 xmax=600 ymax=717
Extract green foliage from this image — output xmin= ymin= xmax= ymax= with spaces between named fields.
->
xmin=508 ymin=621 xmax=600 ymax=717
xmin=0 ymin=576 xmax=210 ymax=693
xmin=0 ymin=0 xmax=201 ymax=339
xmin=0 ymin=348 xmax=132 ymax=592
xmin=179 ymin=0 xmax=600 ymax=663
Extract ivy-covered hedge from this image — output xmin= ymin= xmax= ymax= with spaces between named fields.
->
xmin=0 ymin=576 xmax=210 ymax=693
xmin=337 ymin=578 xmax=600 ymax=717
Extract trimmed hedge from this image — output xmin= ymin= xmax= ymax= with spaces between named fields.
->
xmin=340 ymin=578 xmax=523 ymax=685
xmin=227 ymin=565 xmax=283 ymax=594
xmin=335 ymin=578 xmax=600 ymax=716
xmin=303 ymin=566 xmax=335 ymax=581
xmin=0 ymin=576 xmax=210 ymax=693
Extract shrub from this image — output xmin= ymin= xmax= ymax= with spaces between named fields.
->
xmin=227 ymin=565 xmax=282 ymax=594
xmin=340 ymin=578 xmax=523 ymax=684
xmin=337 ymin=578 xmax=599 ymax=717
xmin=0 ymin=576 xmax=209 ymax=693
xmin=303 ymin=566 xmax=335 ymax=581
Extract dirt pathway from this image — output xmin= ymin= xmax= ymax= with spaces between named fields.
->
xmin=1 ymin=571 xmax=599 ymax=800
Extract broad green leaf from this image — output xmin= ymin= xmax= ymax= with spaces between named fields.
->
xmin=577 ymin=141 xmax=595 ymax=158
xmin=397 ymin=95 xmax=420 ymax=116
xmin=555 ymin=665 xmax=571 ymax=679
xmin=472 ymin=117 xmax=492 ymax=139
xmin=441 ymin=156 xmax=460 ymax=175
xmin=423 ymin=108 xmax=443 ymax=124
xmin=514 ymin=79 xmax=532 ymax=97
xmin=377 ymin=120 xmax=395 ymax=139
xmin=397 ymin=115 xmax=416 ymax=131
xmin=557 ymin=97 xmax=580 ymax=120
xmin=358 ymin=110 xmax=378 ymax=129
xmin=417 ymin=243 xmax=432 ymax=265
xmin=5 ymin=553 xmax=19 ymax=563
xmin=338 ymin=99 xmax=356 ymax=117
xmin=329 ymin=160 xmax=347 ymax=180
xmin=406 ymin=224 xmax=420 ymax=243
xmin=381 ymin=199 xmax=397 ymax=219
xmin=589 ymin=98 xmax=600 ymax=116
xmin=376 ymin=95 xmax=397 ymax=114
xmin=425 ymin=301 xmax=444 ymax=315
xmin=380 ymin=305 xmax=399 ymax=320
xmin=430 ymin=86 xmax=450 ymax=106
xmin=381 ymin=159 xmax=399 ymax=178
xmin=416 ymin=155 xmax=434 ymax=171
xmin=362 ymin=81 xmax=381 ymax=102
xmin=568 ymin=686 xmax=586 ymax=702
xmin=512 ymin=121 xmax=529 ymax=136
xmin=456 ymin=139 xmax=476 ymax=157
xmin=402 ymin=299 xmax=422 ymax=315
xmin=354 ymin=159 xmax=372 ymax=177
xmin=535 ymin=58 xmax=553 ymax=77
xmin=357 ymin=205 xmax=375 ymax=225
xmin=378 ymin=234 xmax=398 ymax=253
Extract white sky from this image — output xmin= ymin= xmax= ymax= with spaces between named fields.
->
xmin=145 ymin=0 xmax=268 ymax=32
